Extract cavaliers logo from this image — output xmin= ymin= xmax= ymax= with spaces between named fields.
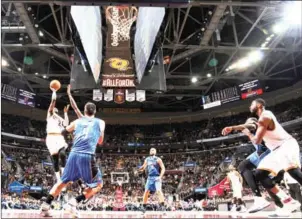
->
xmin=106 ymin=58 xmax=131 ymax=71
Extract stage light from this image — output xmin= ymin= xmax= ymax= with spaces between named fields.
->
xmin=247 ymin=50 xmax=264 ymax=63
xmin=35 ymin=72 xmax=39 ymax=75
xmin=207 ymin=73 xmax=212 ymax=78
xmin=191 ymin=77 xmax=198 ymax=83
xmin=43 ymin=75 xmax=47 ymax=78
xmin=261 ymin=43 xmax=267 ymax=48
xmin=17 ymin=68 xmax=22 ymax=72
xmin=2 ymin=59 xmax=8 ymax=66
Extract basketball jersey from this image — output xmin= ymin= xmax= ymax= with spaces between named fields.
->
xmin=261 ymin=110 xmax=292 ymax=150
xmin=146 ymin=156 xmax=160 ymax=177
xmin=46 ymin=114 xmax=65 ymax=133
xmin=71 ymin=117 xmax=104 ymax=154
xmin=252 ymin=143 xmax=268 ymax=154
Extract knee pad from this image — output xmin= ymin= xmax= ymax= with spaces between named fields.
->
xmin=255 ymin=169 xmax=275 ymax=189
xmin=59 ymin=148 xmax=66 ymax=167
xmin=51 ymin=154 xmax=60 ymax=172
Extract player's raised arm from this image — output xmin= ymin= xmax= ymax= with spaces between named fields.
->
xmin=47 ymin=88 xmax=57 ymax=119
xmin=222 ymin=118 xmax=257 ymax=136
xmin=98 ymin=120 xmax=106 ymax=145
xmin=67 ymin=84 xmax=84 ymax=118
xmin=157 ymin=158 xmax=166 ymax=179
xmin=63 ymin=104 xmax=70 ymax=126
xmin=138 ymin=159 xmax=148 ymax=172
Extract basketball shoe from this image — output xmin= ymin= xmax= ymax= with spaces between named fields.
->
xmin=40 ymin=202 xmax=52 ymax=217
xmin=248 ymin=196 xmax=271 ymax=213
xmin=64 ymin=198 xmax=79 ymax=218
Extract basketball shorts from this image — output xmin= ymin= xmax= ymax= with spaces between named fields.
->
xmin=61 ymin=152 xmax=103 ymax=188
xmin=46 ymin=135 xmax=67 ymax=155
xmin=232 ymin=184 xmax=243 ymax=199
xmin=247 ymin=149 xmax=271 ymax=167
xmin=145 ymin=176 xmax=162 ymax=192
xmin=257 ymin=138 xmax=301 ymax=176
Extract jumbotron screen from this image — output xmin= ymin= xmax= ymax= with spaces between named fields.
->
xmin=239 ymin=80 xmax=263 ymax=99
xmin=1 ymin=84 xmax=36 ymax=107
xmin=202 ymin=80 xmax=263 ymax=109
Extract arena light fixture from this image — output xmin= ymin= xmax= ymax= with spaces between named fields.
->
xmin=272 ymin=23 xmax=286 ymax=34
xmin=207 ymin=73 xmax=212 ymax=78
xmin=43 ymin=75 xmax=47 ymax=78
xmin=17 ymin=67 xmax=22 ymax=72
xmin=236 ymin=58 xmax=250 ymax=69
xmin=191 ymin=77 xmax=198 ymax=83
xmin=35 ymin=72 xmax=39 ymax=75
xmin=282 ymin=1 xmax=302 ymax=26
xmin=2 ymin=59 xmax=8 ymax=66
xmin=38 ymin=30 xmax=44 ymax=37
xmin=247 ymin=50 xmax=264 ymax=63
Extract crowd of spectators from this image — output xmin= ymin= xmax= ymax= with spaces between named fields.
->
xmin=1 ymin=96 xmax=302 ymax=211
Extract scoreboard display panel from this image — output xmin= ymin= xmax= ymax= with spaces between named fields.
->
xmin=202 ymin=80 xmax=263 ymax=109
xmin=239 ymin=80 xmax=263 ymax=99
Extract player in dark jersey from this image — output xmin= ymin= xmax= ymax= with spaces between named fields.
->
xmin=138 ymin=148 xmax=166 ymax=210
xmin=40 ymin=102 xmax=105 ymax=218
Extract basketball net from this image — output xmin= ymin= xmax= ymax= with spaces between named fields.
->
xmin=106 ymin=6 xmax=138 ymax=42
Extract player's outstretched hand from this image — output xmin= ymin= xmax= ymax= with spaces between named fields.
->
xmin=67 ymin=84 xmax=71 ymax=95
xmin=222 ymin=127 xmax=232 ymax=136
xmin=50 ymin=87 xmax=56 ymax=92
xmin=64 ymin=104 xmax=70 ymax=113
xmin=241 ymin=128 xmax=251 ymax=136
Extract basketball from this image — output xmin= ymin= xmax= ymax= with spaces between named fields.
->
xmin=50 ymin=80 xmax=61 ymax=91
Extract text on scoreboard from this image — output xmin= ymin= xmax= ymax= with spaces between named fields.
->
xmin=202 ymin=80 xmax=263 ymax=109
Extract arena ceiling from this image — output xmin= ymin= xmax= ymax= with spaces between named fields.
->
xmin=1 ymin=1 xmax=302 ymax=112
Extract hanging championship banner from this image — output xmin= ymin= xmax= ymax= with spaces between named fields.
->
xmin=102 ymin=7 xmax=137 ymax=88
xmin=114 ymin=89 xmax=125 ymax=104
xmin=93 ymin=89 xmax=103 ymax=101
xmin=136 ymin=90 xmax=146 ymax=102
xmin=104 ymin=89 xmax=113 ymax=102
xmin=126 ymin=89 xmax=135 ymax=102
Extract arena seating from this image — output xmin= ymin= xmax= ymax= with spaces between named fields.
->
xmin=1 ymin=97 xmax=302 ymax=211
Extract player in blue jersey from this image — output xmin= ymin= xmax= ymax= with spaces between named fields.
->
xmin=40 ymin=102 xmax=105 ymax=217
xmin=138 ymin=148 xmax=166 ymax=210
xmin=222 ymin=117 xmax=283 ymax=213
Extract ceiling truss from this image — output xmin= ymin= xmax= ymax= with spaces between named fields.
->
xmin=1 ymin=1 xmax=301 ymax=111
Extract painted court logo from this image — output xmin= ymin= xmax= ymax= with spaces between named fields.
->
xmin=106 ymin=58 xmax=131 ymax=71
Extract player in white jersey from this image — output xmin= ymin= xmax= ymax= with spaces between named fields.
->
xmin=46 ymin=88 xmax=70 ymax=182
xmin=241 ymin=98 xmax=302 ymax=213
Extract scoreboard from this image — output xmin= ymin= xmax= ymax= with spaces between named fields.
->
xmin=239 ymin=79 xmax=263 ymax=99
xmin=202 ymin=80 xmax=263 ymax=109
xmin=1 ymin=83 xmax=36 ymax=107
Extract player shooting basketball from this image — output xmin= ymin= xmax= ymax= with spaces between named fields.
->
xmin=46 ymin=87 xmax=70 ymax=182
xmin=138 ymin=148 xmax=166 ymax=211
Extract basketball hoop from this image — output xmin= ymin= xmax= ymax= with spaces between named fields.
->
xmin=106 ymin=6 xmax=138 ymax=42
